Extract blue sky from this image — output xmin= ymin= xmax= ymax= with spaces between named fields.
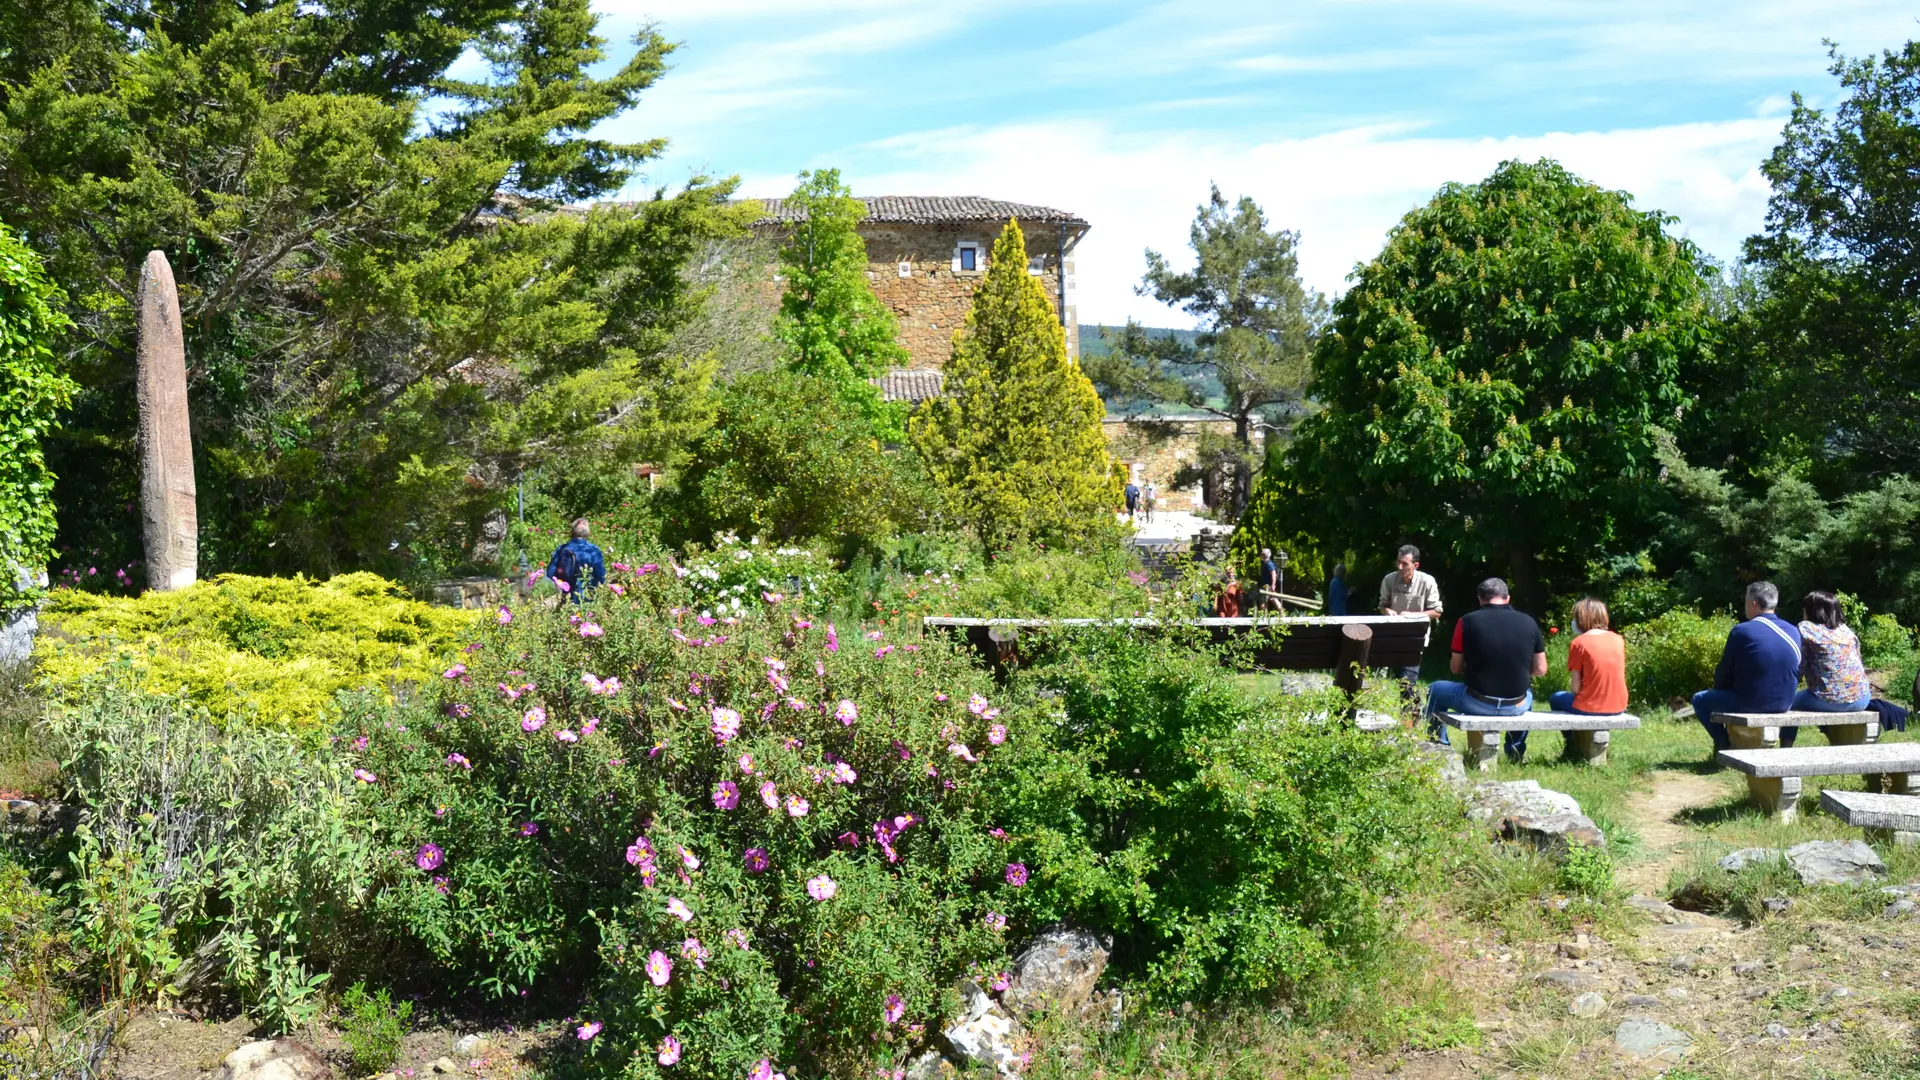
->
xmin=571 ymin=0 xmax=1920 ymax=326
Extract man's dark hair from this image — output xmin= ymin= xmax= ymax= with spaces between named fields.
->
xmin=1477 ymin=577 xmax=1510 ymax=603
xmin=1396 ymin=544 xmax=1420 ymax=561
xmin=1801 ymin=590 xmax=1843 ymax=630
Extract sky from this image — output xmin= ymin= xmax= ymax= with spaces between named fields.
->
xmin=569 ymin=0 xmax=1920 ymax=327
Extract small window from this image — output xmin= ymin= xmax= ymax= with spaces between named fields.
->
xmin=959 ymin=247 xmax=977 ymax=271
xmin=953 ymin=242 xmax=982 ymax=273
xmin=1028 ymin=256 xmax=1045 ymax=275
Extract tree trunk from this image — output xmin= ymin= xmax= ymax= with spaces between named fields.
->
xmin=1506 ymin=543 xmax=1544 ymax=618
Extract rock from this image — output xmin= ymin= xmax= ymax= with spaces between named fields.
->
xmin=943 ymin=981 xmax=1023 ymax=1075
xmin=1625 ymin=995 xmax=1661 ymax=1008
xmin=428 ymin=1058 xmax=459 ymax=1074
xmin=135 ymin=250 xmax=199 ymax=592
xmin=1559 ymin=933 xmax=1592 ymax=959
xmin=1825 ymin=986 xmax=1854 ymax=1001
xmin=1763 ymin=896 xmax=1793 ymax=914
xmin=1667 ymin=955 xmax=1697 ymax=974
xmin=1733 ymin=959 xmax=1766 ymax=977
xmin=1662 ymin=987 xmax=1690 ymax=1002
xmin=1626 ymin=895 xmax=1681 ymax=924
xmin=211 ymin=1040 xmax=334 ymax=1080
xmin=1883 ymin=882 xmax=1920 ymax=898
xmin=1741 ymin=984 xmax=1773 ymax=1001
xmin=1415 ymin=741 xmax=1469 ymax=791
xmin=1764 ymin=1021 xmax=1790 ymax=1039
xmin=1467 ymin=780 xmax=1581 ymax=823
xmin=1719 ymin=848 xmax=1780 ymax=872
xmin=1466 ymin=780 xmax=1605 ymax=854
xmin=904 ymin=1051 xmax=957 ymax=1080
xmin=1568 ymin=992 xmax=1608 ymax=1018
xmin=451 ymin=1035 xmax=487 ymax=1057
xmin=1356 ymin=710 xmax=1401 ymax=734
xmin=1786 ymin=840 xmax=1885 ymax=886
xmin=1005 ymin=926 xmax=1111 ymax=1016
xmin=1534 ymin=970 xmax=1600 ymax=992
xmin=1080 ymin=990 xmax=1124 ymax=1032
xmin=1886 ymin=898 xmax=1918 ymax=920
xmin=1613 ymin=1019 xmax=1692 ymax=1062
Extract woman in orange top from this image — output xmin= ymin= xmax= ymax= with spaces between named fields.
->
xmin=1549 ymin=597 xmax=1628 ymax=715
xmin=1214 ymin=570 xmax=1244 ymax=618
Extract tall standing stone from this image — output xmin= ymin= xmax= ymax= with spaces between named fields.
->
xmin=137 ymin=251 xmax=198 ymax=591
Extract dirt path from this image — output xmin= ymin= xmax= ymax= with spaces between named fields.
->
xmin=1616 ymin=769 xmax=1730 ymax=896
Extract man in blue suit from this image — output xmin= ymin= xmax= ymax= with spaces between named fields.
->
xmin=1691 ymin=581 xmax=1802 ymax=755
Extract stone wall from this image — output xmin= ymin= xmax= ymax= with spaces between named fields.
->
xmin=1102 ymin=417 xmax=1264 ymax=513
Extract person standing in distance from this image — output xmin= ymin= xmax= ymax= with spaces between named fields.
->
xmin=1123 ymin=478 xmax=1140 ymax=522
xmin=1326 ymin=562 xmax=1350 ymax=616
xmin=1258 ymin=547 xmax=1282 ymax=612
xmin=1379 ymin=544 xmax=1443 ymax=701
xmin=545 ymin=518 xmax=607 ymax=603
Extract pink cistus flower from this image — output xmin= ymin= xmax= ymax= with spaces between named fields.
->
xmin=445 ymin=752 xmax=472 ymax=769
xmin=990 ymin=972 xmax=1012 ymax=993
xmin=830 ymin=761 xmax=857 ymax=785
xmin=948 ymin=743 xmax=977 ymax=763
xmin=607 ymin=582 xmax=626 ymax=596
xmin=749 ymin=1061 xmax=776 ymax=1080
xmin=1004 ymin=863 xmax=1029 ymax=887
xmin=555 ymin=728 xmax=578 ymax=744
xmin=711 ymin=707 xmax=741 ymax=746
xmin=874 ymin=645 xmax=894 ymax=659
xmin=988 ymin=724 xmax=1008 ymax=746
xmin=805 ymin=874 xmax=837 ymax=901
xmin=825 ymin=623 xmax=839 ymax=652
xmin=836 ymin=830 xmax=860 ymax=848
xmin=984 ymin=911 xmax=1007 ymax=931
xmin=764 ymin=656 xmax=786 ymax=672
xmin=519 ymin=821 xmax=540 ymax=837
xmin=581 ymin=716 xmax=600 ymax=737
xmin=646 ymin=950 xmax=672 ymax=987
xmin=785 ymin=794 xmax=810 ymax=817
xmin=521 ymin=706 xmax=546 ymax=733
xmin=496 ymin=606 xmax=512 ymax=625
xmin=834 ymin=699 xmax=858 ymax=725
xmin=762 ymin=591 xmax=784 ymax=603
xmin=578 ymin=622 xmax=604 ymax=639
xmin=415 ymin=843 xmax=444 ymax=871
xmin=726 ymin=927 xmax=750 ymax=949
xmin=680 ymin=936 xmax=709 ymax=969
xmin=627 ymin=837 xmax=655 ymax=868
xmin=352 ymin=735 xmax=369 ymax=751
xmin=737 ymin=753 xmax=755 ymax=773
xmin=576 ymin=1020 xmax=602 ymax=1041
xmin=656 ymin=1035 xmax=680 ymax=1066
xmin=968 ymin=694 xmax=990 ymax=716
xmin=442 ymin=664 xmax=467 ymax=680
xmin=742 ymin=848 xmax=770 ymax=873
xmin=678 ymin=845 xmax=701 ymax=871
xmin=758 ymin=781 xmax=779 ymax=810
xmin=445 ymin=702 xmax=471 ymax=719
xmin=352 ymin=768 xmax=377 ymax=783
xmin=712 ymin=780 xmax=740 ymax=810
xmin=666 ymin=897 xmax=693 ymax=922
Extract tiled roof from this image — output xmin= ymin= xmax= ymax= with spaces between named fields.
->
xmin=754 ymin=196 xmax=1086 ymax=227
xmin=871 ymin=369 xmax=946 ymax=403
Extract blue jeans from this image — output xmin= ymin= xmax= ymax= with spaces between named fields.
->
xmin=1781 ymin=689 xmax=1872 ymax=748
xmin=1547 ymin=691 xmax=1610 ymax=715
xmin=1691 ymin=688 xmax=1746 ymax=753
xmin=1427 ymin=681 xmax=1533 ymax=759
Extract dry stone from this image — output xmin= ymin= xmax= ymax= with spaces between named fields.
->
xmin=1785 ymin=840 xmax=1885 ymax=886
xmin=1005 ymin=926 xmax=1111 ymax=1016
xmin=1467 ymin=780 xmax=1604 ymax=855
xmin=136 ymin=250 xmax=198 ymax=591
xmin=1613 ymin=1019 xmax=1692 ymax=1062
xmin=211 ymin=1039 xmax=332 ymax=1080
xmin=943 ymin=979 xmax=1022 ymax=1076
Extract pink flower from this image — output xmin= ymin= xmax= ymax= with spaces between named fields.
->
xmin=785 ymin=794 xmax=810 ymax=817
xmin=934 ymin=692 xmax=949 ymax=702
xmin=830 ymin=761 xmax=857 ymax=785
xmin=990 ymin=972 xmax=1011 ymax=993
xmin=445 ymin=752 xmax=471 ymax=769
xmin=759 ymin=781 xmax=779 ymax=810
xmin=626 ymin=836 xmax=655 ymax=866
xmin=555 ymin=728 xmax=578 ymax=743
xmin=521 ymin=706 xmax=546 ymax=733
xmin=884 ymin=994 xmax=905 ymax=1025
xmin=712 ymin=707 xmax=741 ymax=746
xmin=825 ymin=624 xmax=839 ymax=652
xmin=442 ymin=664 xmax=467 ymax=680
xmin=352 ymin=769 xmax=377 ymax=783
xmin=415 ymin=843 xmax=444 ymax=871
xmin=968 ymin=694 xmax=990 ymax=716
xmin=806 ymin=874 xmax=837 ymax=901
xmin=573 ymin=1020 xmax=600 ymax=1041
xmin=578 ymin=622 xmax=604 ymax=639
xmin=1005 ymin=863 xmax=1028 ymax=887
xmin=750 ymin=1061 xmax=775 ymax=1080
xmin=743 ymin=848 xmax=770 ymax=873
xmin=657 ymin=1035 xmax=680 ymax=1066
xmin=679 ymin=846 xmax=700 ymax=871
xmin=667 ymin=897 xmax=693 ymax=922
xmin=520 ymin=821 xmax=540 ymax=837
xmin=496 ymin=606 xmax=513 ymax=625
xmin=988 ymin=724 xmax=1007 ymax=745
xmin=668 ymin=697 xmax=687 ymax=711
xmin=712 ymin=780 xmax=740 ymax=810
xmin=867 ymin=630 xmax=884 ymax=641
xmin=555 ymin=578 xmax=571 ymax=593
xmin=874 ymin=645 xmax=894 ymax=659
xmin=948 ymin=743 xmax=977 ymax=762
xmin=834 ymin=699 xmax=858 ymax=725
xmin=836 ymin=830 xmax=860 ymax=848
xmin=738 ymin=753 xmax=756 ymax=773
xmin=762 ymin=591 xmax=784 ymax=603
xmin=764 ymin=656 xmax=786 ymax=671
xmin=768 ymin=671 xmax=788 ymax=693
xmin=646 ymin=950 xmax=672 ymax=986
xmin=607 ymin=583 xmax=626 ymax=596
xmin=726 ymin=927 xmax=749 ymax=949
xmin=680 ymin=936 xmax=709 ymax=969
xmin=984 ymin=911 xmax=1007 ymax=931
xmin=581 ymin=716 xmax=600 ymax=736
xmin=353 ymin=735 xmax=369 ymax=751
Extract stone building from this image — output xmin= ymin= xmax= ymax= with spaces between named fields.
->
xmin=1104 ymin=413 xmax=1264 ymax=514
xmin=752 ymin=196 xmax=1089 ymax=368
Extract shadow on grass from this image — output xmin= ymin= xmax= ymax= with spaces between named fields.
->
xmin=1673 ymin=798 xmax=1767 ymax=828
xmin=1645 ymin=754 xmax=1722 ymax=776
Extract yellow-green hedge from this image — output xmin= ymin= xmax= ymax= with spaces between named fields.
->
xmin=37 ymin=573 xmax=479 ymax=729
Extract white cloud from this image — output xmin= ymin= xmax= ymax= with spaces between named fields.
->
xmin=775 ymin=115 xmax=1784 ymax=326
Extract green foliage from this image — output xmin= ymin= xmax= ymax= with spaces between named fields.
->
xmin=671 ymin=371 xmax=933 ymax=551
xmin=949 ymin=540 xmax=1152 ymax=619
xmin=773 ymin=169 xmax=909 ymax=441
xmin=1622 ymin=609 xmax=1734 ymax=710
xmin=912 ymin=220 xmax=1116 ymax=550
xmin=36 ymin=573 xmax=477 ymax=729
xmin=0 ymin=222 xmax=76 ymax=610
xmin=0 ymin=0 xmax=749 ymax=581
xmin=995 ymin=628 xmax=1448 ymax=1009
xmin=339 ymin=983 xmax=413 ymax=1075
xmin=0 ymin=853 xmax=76 ymax=1028
xmin=1227 ymin=445 xmax=1327 ymax=593
xmin=1281 ymin=159 xmax=1711 ymax=611
xmin=1557 ymin=844 xmax=1616 ymax=899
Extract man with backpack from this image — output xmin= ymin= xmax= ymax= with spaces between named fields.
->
xmin=545 ymin=518 xmax=606 ymax=601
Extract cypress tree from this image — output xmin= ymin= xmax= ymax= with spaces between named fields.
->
xmin=910 ymin=219 xmax=1114 ymax=549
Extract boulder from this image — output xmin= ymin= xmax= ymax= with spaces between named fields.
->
xmin=1567 ymin=992 xmax=1607 ymax=1018
xmin=211 ymin=1040 xmax=333 ymax=1080
xmin=1626 ymin=895 xmax=1681 ymax=924
xmin=1718 ymin=848 xmax=1780 ymax=872
xmin=1466 ymin=780 xmax=1604 ymax=854
xmin=943 ymin=981 xmax=1023 ymax=1076
xmin=1612 ymin=1019 xmax=1692 ymax=1063
xmin=452 ymin=1034 xmax=488 ymax=1057
xmin=1533 ymin=970 xmax=1600 ymax=992
xmin=1466 ymin=780 xmax=1582 ymax=822
xmin=1005 ymin=926 xmax=1111 ymax=1017
xmin=1785 ymin=840 xmax=1885 ymax=886
xmin=1414 ymin=741 xmax=1469 ymax=791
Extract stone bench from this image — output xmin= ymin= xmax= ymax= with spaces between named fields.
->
xmin=1717 ymin=743 xmax=1920 ymax=821
xmin=1443 ymin=712 xmax=1642 ymax=770
xmin=1818 ymin=789 xmax=1920 ymax=847
xmin=1716 ymin=710 xmax=1879 ymax=750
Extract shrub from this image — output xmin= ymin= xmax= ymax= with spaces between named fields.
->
xmin=37 ymin=573 xmax=477 ymax=729
xmin=0 ymin=221 xmax=77 ymax=612
xmin=1858 ymin=612 xmax=1916 ymax=672
xmin=1623 ymin=609 xmax=1734 ymax=709
xmin=948 ymin=538 xmax=1151 ymax=618
xmin=339 ymin=982 xmax=412 ymax=1074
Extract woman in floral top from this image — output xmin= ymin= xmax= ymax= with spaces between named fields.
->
xmin=1783 ymin=590 xmax=1871 ymax=747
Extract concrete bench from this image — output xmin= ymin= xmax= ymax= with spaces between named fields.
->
xmin=1717 ymin=743 xmax=1920 ymax=821
xmin=1442 ymin=711 xmax=1642 ymax=770
xmin=1819 ymin=789 xmax=1920 ymax=847
xmin=1716 ymin=710 xmax=1879 ymax=750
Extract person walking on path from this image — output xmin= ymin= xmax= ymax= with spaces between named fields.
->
xmin=1123 ymin=479 xmax=1140 ymax=522
xmin=1424 ymin=578 xmax=1547 ymax=761
xmin=545 ymin=518 xmax=606 ymax=603
xmin=1379 ymin=544 xmax=1443 ymax=701
xmin=1258 ymin=547 xmax=1283 ymax=612
xmin=1689 ymin=581 xmax=1801 ymax=756
xmin=1143 ymin=480 xmax=1157 ymax=523
xmin=1786 ymin=589 xmax=1871 ymax=747
xmin=1214 ymin=569 xmax=1245 ymax=618
xmin=1549 ymin=597 xmax=1627 ymax=715
xmin=1326 ymin=562 xmax=1349 ymax=616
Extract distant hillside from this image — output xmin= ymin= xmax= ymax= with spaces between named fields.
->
xmin=1078 ymin=323 xmax=1224 ymax=413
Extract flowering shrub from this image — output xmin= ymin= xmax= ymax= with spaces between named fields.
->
xmin=1622 ymin=609 xmax=1736 ymax=709
xmin=345 ymin=562 xmax=1022 ymax=1077
xmin=673 ymin=536 xmax=840 ymax=619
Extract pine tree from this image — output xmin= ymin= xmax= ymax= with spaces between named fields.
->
xmin=775 ymin=169 xmax=909 ymax=440
xmin=910 ymin=220 xmax=1114 ymax=549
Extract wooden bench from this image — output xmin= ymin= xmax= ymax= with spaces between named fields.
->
xmin=1442 ymin=712 xmax=1642 ymax=770
xmin=1819 ymin=789 xmax=1920 ymax=847
xmin=1716 ymin=743 xmax=1920 ymax=821
xmin=1714 ymin=711 xmax=1879 ymax=817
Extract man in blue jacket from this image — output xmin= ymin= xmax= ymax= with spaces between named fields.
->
xmin=1691 ymin=581 xmax=1802 ymax=755
xmin=545 ymin=518 xmax=606 ymax=602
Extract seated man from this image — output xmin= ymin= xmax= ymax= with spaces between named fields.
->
xmin=1690 ymin=580 xmax=1801 ymax=756
xmin=1425 ymin=578 xmax=1547 ymax=762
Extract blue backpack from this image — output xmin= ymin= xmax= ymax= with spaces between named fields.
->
xmin=552 ymin=544 xmax=582 ymax=591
